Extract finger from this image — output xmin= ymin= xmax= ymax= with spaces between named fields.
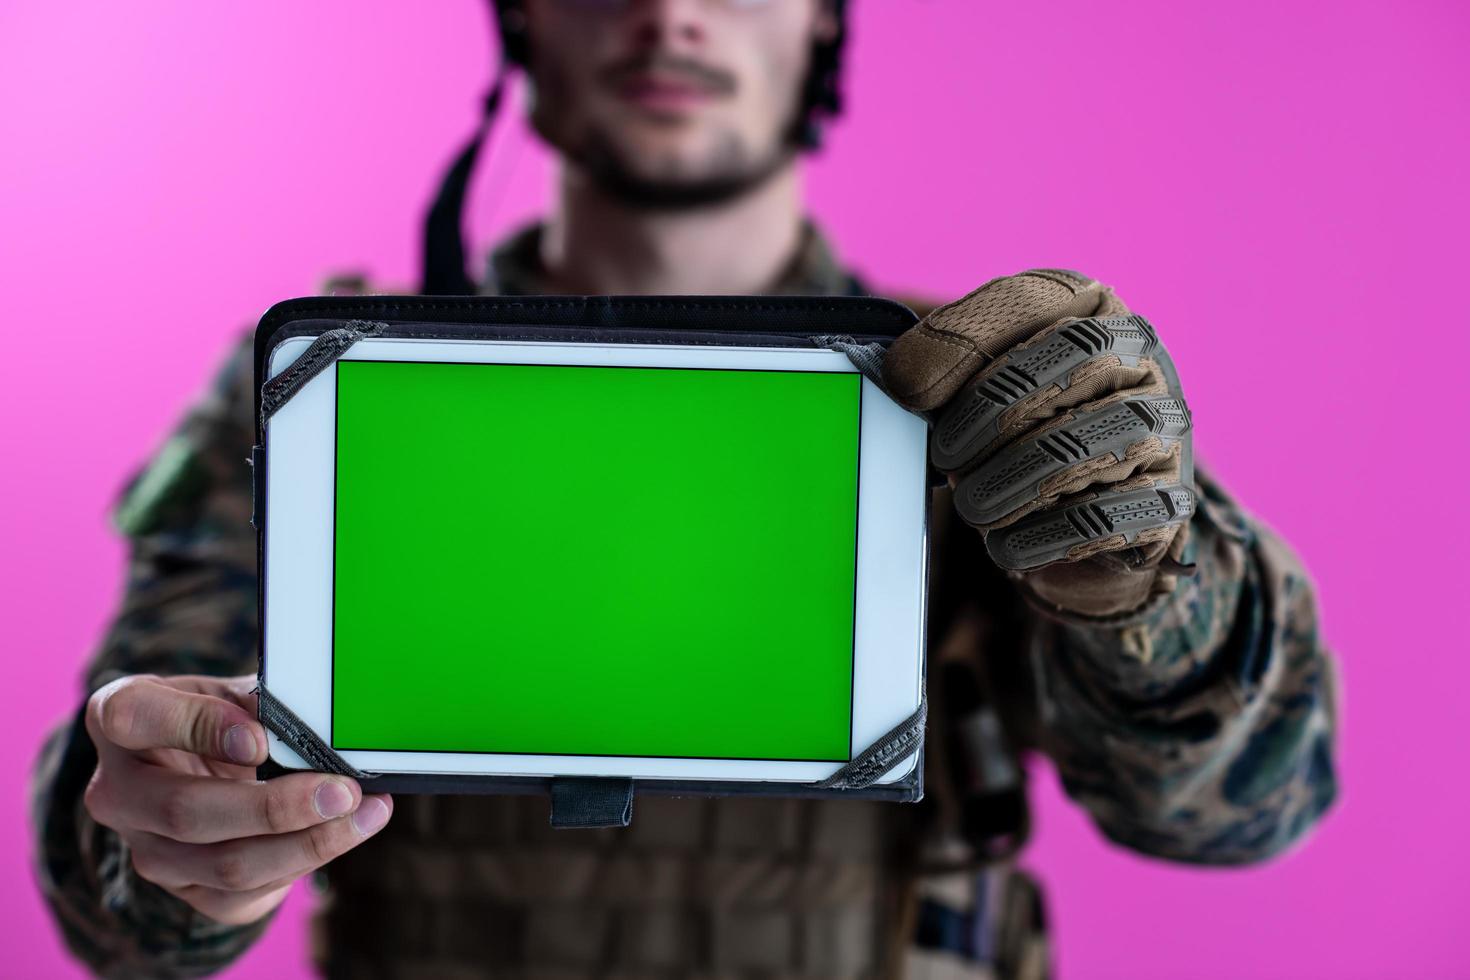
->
xmin=953 ymin=393 xmax=1192 ymax=528
xmin=884 ymin=269 xmax=1124 ymax=412
xmin=173 ymin=881 xmax=291 ymax=927
xmin=92 ymin=762 xmax=360 ymax=844
xmin=89 ymin=675 xmax=266 ymax=766
xmin=984 ymin=483 xmax=1196 ymax=570
xmin=931 ymin=314 xmax=1166 ymax=471
xmin=129 ymin=795 xmax=392 ymax=893
xmin=165 ymin=674 xmax=261 ymax=715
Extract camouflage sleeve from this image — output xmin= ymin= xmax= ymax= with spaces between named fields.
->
xmin=29 ymin=334 xmax=275 ymax=977
xmin=1027 ymin=468 xmax=1340 ymax=865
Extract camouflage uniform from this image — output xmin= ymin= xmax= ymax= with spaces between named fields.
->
xmin=31 ymin=223 xmax=1338 ymax=979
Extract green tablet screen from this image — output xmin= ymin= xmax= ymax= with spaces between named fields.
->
xmin=331 ymin=359 xmax=861 ymax=762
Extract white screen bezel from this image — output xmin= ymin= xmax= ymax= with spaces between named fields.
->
xmin=263 ymin=334 xmax=927 ymax=784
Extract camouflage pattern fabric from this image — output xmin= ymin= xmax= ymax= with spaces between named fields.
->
xmin=30 ymin=222 xmax=1338 ymax=979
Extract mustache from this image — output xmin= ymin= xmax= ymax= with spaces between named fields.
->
xmin=599 ymin=52 xmax=737 ymax=95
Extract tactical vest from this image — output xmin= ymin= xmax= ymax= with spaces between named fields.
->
xmin=315 ymin=719 xmax=1046 ymax=979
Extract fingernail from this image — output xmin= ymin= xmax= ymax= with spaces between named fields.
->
xmin=224 ymin=725 xmax=257 ymax=764
xmin=352 ymin=797 xmax=390 ymax=837
xmin=314 ymin=779 xmax=355 ymax=819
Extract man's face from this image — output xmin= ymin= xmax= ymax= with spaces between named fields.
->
xmin=521 ymin=0 xmax=831 ymax=206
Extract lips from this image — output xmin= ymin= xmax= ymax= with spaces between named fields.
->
xmin=601 ymin=56 xmax=736 ymax=115
xmin=615 ymin=72 xmax=722 ymax=112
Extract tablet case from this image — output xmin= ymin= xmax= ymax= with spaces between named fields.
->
xmin=252 ymin=294 xmax=929 ymax=825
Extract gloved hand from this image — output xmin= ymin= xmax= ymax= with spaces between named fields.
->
xmin=883 ymin=269 xmax=1195 ymax=618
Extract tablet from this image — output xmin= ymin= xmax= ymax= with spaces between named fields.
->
xmin=260 ymin=325 xmax=928 ymax=787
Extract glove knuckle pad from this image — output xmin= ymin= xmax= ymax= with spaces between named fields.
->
xmin=957 ymin=395 xmax=1192 ymax=528
xmin=933 ymin=315 xmax=1162 ymax=471
xmin=987 ymin=485 xmax=1196 ymax=570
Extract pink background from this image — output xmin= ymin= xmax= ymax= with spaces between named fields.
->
xmin=4 ymin=1 xmax=1467 ymax=976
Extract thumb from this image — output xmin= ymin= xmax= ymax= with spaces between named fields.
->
xmin=89 ymin=675 xmax=267 ymax=766
xmin=883 ymin=269 xmax=1126 ymax=413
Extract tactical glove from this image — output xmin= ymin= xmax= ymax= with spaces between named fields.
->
xmin=884 ymin=269 xmax=1194 ymax=618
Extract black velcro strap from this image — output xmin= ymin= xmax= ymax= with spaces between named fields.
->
xmin=255 ymin=684 xmax=374 ymax=781
xmin=811 ymin=333 xmax=891 ymax=393
xmin=816 ymin=695 xmax=928 ymax=790
xmin=550 ymin=777 xmax=634 ymax=829
xmin=259 ymin=320 xmax=385 ymax=429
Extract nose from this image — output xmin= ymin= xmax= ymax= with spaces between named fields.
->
xmin=626 ymin=0 xmax=708 ymax=52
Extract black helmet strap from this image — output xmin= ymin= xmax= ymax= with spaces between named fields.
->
xmin=420 ymin=67 xmax=509 ymax=296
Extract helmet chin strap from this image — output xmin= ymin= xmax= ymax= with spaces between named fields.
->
xmin=421 ymin=66 xmax=510 ymax=296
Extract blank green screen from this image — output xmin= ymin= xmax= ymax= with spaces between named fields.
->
xmin=331 ymin=359 xmax=860 ymax=761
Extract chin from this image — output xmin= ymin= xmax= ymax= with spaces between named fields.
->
xmin=609 ymin=139 xmax=728 ymax=184
xmin=564 ymin=118 xmax=773 ymax=208
xmin=614 ymin=116 xmax=717 ymax=151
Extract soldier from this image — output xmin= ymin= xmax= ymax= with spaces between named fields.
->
xmin=31 ymin=2 xmax=1338 ymax=978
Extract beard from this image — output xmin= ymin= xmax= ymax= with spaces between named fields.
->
xmin=528 ymin=50 xmax=802 ymax=210
xmin=562 ymin=125 xmax=796 ymax=210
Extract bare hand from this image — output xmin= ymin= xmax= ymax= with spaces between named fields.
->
xmin=82 ymin=674 xmax=392 ymax=925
